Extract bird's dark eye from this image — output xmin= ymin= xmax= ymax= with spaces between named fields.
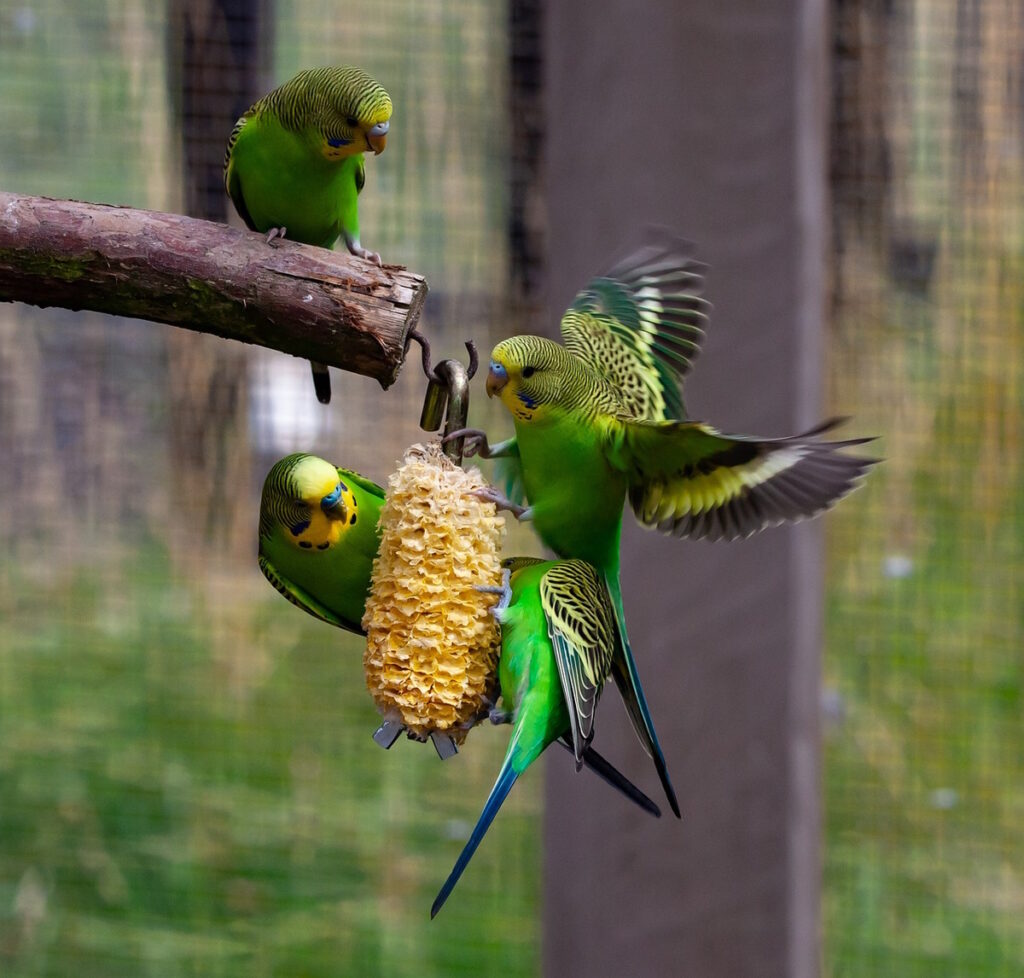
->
xmin=346 ymin=116 xmax=359 ymax=128
xmin=522 ymin=366 xmax=536 ymax=379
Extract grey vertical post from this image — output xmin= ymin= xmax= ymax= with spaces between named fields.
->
xmin=541 ymin=2 xmax=827 ymax=977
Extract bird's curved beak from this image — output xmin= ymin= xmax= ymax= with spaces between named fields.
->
xmin=486 ymin=361 xmax=509 ymax=398
xmin=320 ymin=484 xmax=347 ymax=521
xmin=367 ymin=120 xmax=389 ymax=155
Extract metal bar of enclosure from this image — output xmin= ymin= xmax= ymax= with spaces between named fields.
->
xmin=541 ymin=1 xmax=828 ymax=976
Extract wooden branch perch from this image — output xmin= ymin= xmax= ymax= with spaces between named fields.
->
xmin=0 ymin=192 xmax=428 ymax=388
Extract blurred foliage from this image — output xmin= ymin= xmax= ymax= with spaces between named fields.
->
xmin=0 ymin=546 xmax=539 ymax=977
xmin=825 ymin=0 xmax=1024 ymax=973
xmin=0 ymin=1 xmax=539 ymax=976
xmin=0 ymin=1 xmax=174 ymax=209
xmin=3 ymin=0 xmax=1021 ymax=974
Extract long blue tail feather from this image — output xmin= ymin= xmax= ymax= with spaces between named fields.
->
xmin=604 ymin=570 xmax=681 ymax=819
xmin=431 ymin=760 xmax=520 ymax=918
xmin=556 ymin=738 xmax=661 ymax=817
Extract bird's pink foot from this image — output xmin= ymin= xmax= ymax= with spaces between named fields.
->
xmin=472 ymin=486 xmax=531 ymax=521
xmin=444 ymin=427 xmax=491 ymax=458
xmin=475 ymin=568 xmax=513 ymax=621
xmin=347 ymin=242 xmax=382 ymax=265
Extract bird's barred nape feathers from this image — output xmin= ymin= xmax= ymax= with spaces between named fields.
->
xmin=258 ymin=66 xmax=391 ymax=135
xmin=259 ymin=452 xmax=316 ymax=540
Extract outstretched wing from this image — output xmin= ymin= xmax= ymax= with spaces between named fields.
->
xmin=560 ymin=232 xmax=711 ymax=420
xmin=609 ymin=417 xmax=878 ymax=541
xmin=539 ymin=560 xmax=617 ymax=768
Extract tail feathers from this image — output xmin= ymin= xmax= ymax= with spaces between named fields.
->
xmin=431 ymin=761 xmax=520 ymax=918
xmin=311 ymin=361 xmax=332 ymax=404
xmin=605 ymin=571 xmax=681 ymax=819
xmin=558 ymin=738 xmax=661 ymax=817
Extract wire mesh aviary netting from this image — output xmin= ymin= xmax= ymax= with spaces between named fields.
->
xmin=0 ymin=1 xmax=1020 ymax=976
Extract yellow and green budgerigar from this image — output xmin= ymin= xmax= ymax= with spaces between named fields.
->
xmin=450 ymin=233 xmax=878 ymax=818
xmin=431 ymin=556 xmax=661 ymax=918
xmin=258 ymin=452 xmax=385 ymax=634
xmin=224 ymin=66 xmax=393 ymax=403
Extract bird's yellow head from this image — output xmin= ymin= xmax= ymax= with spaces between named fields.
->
xmin=486 ymin=336 xmax=568 ymax=422
xmin=259 ymin=453 xmax=359 ymax=552
xmin=310 ymin=65 xmax=392 ymax=161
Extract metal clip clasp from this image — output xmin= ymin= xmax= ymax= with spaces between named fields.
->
xmin=406 ymin=331 xmax=478 ymax=466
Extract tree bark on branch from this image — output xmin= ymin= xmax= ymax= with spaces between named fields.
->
xmin=0 ymin=192 xmax=427 ymax=388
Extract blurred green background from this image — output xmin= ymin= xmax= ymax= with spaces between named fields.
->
xmin=1 ymin=2 xmax=539 ymax=975
xmin=826 ymin=0 xmax=1024 ymax=972
xmin=0 ymin=1 xmax=1021 ymax=976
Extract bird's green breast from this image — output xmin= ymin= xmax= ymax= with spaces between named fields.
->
xmin=500 ymin=563 xmax=570 ymax=773
xmin=228 ymin=113 xmax=361 ymax=247
xmin=514 ymin=411 xmax=626 ymax=572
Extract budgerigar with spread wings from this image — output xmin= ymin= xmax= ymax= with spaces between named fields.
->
xmin=431 ymin=557 xmax=661 ymax=918
xmin=450 ymin=233 xmax=878 ymax=818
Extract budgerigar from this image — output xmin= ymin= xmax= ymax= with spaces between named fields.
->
xmin=449 ymin=234 xmax=878 ymax=818
xmin=224 ymin=66 xmax=393 ymax=403
xmin=258 ymin=453 xmax=385 ymax=633
xmin=431 ymin=557 xmax=661 ymax=918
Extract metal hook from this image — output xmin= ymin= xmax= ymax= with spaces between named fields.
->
xmin=435 ymin=358 xmax=470 ymax=464
xmin=405 ymin=329 xmax=435 ymax=381
xmin=410 ymin=330 xmax=477 ymax=465
xmin=405 ymin=330 xmax=478 ymax=384
xmin=419 ymin=376 xmax=448 ymax=431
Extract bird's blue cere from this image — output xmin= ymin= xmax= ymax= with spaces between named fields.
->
xmin=486 ymin=359 xmax=511 ymax=399
xmin=321 ymin=484 xmax=343 ymax=514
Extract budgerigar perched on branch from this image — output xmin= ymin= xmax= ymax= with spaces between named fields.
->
xmin=431 ymin=557 xmax=661 ymax=918
xmin=224 ymin=66 xmax=392 ymax=403
xmin=448 ymin=233 xmax=878 ymax=819
xmin=258 ymin=453 xmax=385 ymax=634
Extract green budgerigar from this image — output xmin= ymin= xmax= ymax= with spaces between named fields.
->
xmin=451 ymin=234 xmax=878 ymax=818
xmin=224 ymin=66 xmax=393 ymax=403
xmin=258 ymin=452 xmax=385 ymax=634
xmin=431 ymin=557 xmax=661 ymax=918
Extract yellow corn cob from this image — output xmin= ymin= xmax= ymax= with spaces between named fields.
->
xmin=362 ymin=442 xmax=505 ymax=744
